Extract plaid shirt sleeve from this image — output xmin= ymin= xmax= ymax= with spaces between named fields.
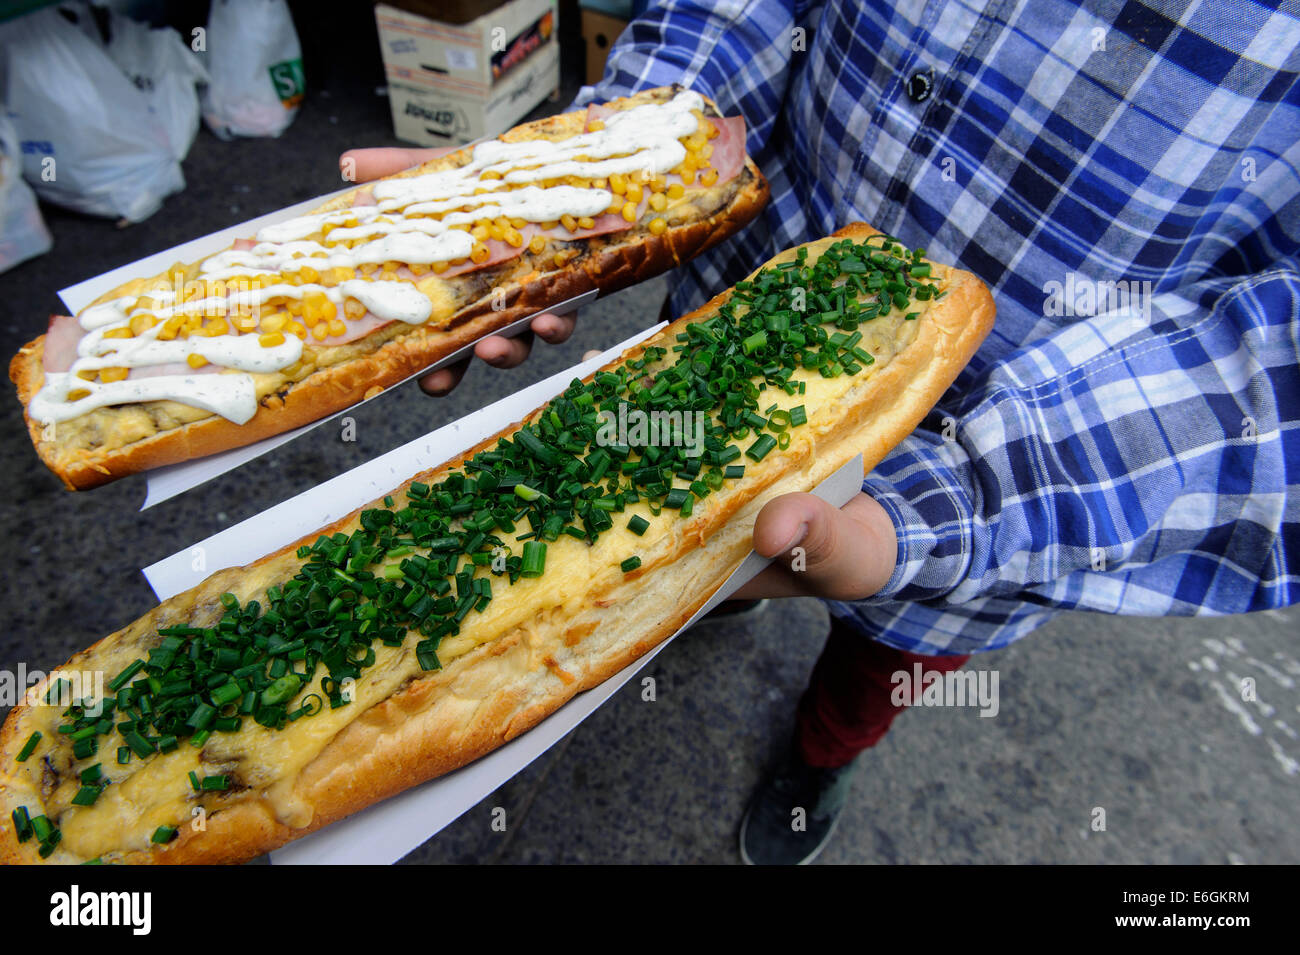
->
xmin=573 ymin=0 xmax=1300 ymax=654
xmin=858 ymin=261 xmax=1300 ymax=617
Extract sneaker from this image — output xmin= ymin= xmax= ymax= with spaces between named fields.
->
xmin=739 ymin=751 xmax=859 ymax=865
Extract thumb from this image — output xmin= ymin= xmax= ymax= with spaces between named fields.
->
xmin=734 ymin=492 xmax=896 ymax=601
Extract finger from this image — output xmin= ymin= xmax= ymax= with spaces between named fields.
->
xmin=734 ymin=492 xmax=896 ymax=601
xmin=529 ymin=311 xmax=577 ymax=345
xmin=475 ymin=331 xmax=534 ymax=368
xmin=417 ymin=357 xmax=471 ymax=396
xmin=340 ymin=146 xmax=454 ymax=183
xmin=582 ymin=349 xmax=603 ymax=362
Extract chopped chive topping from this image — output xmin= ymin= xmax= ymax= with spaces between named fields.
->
xmin=16 ymin=731 xmax=40 ymax=762
xmin=12 ymin=807 xmax=32 ymax=842
xmin=37 ymin=234 xmax=942 ymax=785
xmin=520 ymin=541 xmax=547 ymax=578
xmin=151 ymin=825 xmax=177 ymax=844
xmin=71 ymin=785 xmax=102 ymax=807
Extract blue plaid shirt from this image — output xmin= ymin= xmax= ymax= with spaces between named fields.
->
xmin=576 ymin=0 xmax=1300 ymax=655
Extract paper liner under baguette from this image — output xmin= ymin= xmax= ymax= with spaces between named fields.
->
xmin=10 ymin=86 xmax=769 ymax=491
xmin=0 ymin=223 xmax=994 ymax=863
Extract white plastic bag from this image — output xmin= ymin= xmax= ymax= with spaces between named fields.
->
xmin=0 ymin=115 xmax=52 ymax=273
xmin=0 ymin=6 xmax=183 ymax=223
xmin=202 ymin=0 xmax=305 ymax=140
xmin=97 ymin=8 xmax=209 ymax=161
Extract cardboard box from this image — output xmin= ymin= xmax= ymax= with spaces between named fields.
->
xmin=374 ymin=0 xmax=559 ymax=146
xmin=580 ymin=7 xmax=627 ymax=86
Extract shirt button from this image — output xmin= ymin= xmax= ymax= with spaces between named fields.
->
xmin=906 ymin=69 xmax=934 ymax=103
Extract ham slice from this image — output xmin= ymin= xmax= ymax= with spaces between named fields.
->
xmin=586 ymin=102 xmax=746 ymax=186
xmin=315 ymin=312 xmax=390 ymax=346
xmin=40 ymin=315 xmax=221 ymax=378
xmin=708 ymin=115 xmax=746 ymax=184
xmin=42 ymin=315 xmax=84 ymax=373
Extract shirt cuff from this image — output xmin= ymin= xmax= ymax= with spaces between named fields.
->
xmin=857 ymin=473 xmax=942 ymax=603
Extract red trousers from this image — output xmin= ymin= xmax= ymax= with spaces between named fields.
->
xmin=796 ymin=614 xmax=971 ymax=768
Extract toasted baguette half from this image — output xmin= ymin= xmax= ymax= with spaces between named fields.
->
xmin=11 ymin=86 xmax=768 ymax=490
xmin=0 ymin=223 xmax=994 ymax=863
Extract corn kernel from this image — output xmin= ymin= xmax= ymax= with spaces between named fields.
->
xmin=471 ymin=224 xmax=490 ymax=242
xmin=680 ymin=167 xmax=697 ymax=186
xmin=701 ymin=143 xmax=714 ymax=160
xmin=470 ymin=242 xmax=491 ymax=264
xmin=186 ymin=354 xmax=209 ymax=369
xmin=311 ymin=323 xmax=330 ymax=341
xmin=626 ymin=182 xmax=644 ymax=202
xmin=157 ymin=316 xmax=183 ymax=341
xmin=700 ymin=168 xmax=719 ymax=187
xmin=510 ymin=217 xmax=526 ymax=230
xmin=481 ymin=169 xmax=502 ymax=180
xmin=649 ymin=192 xmax=668 ymax=212
xmin=540 ymin=219 xmax=559 ymax=231
xmin=704 ymin=119 xmax=718 ymax=139
xmin=409 ymin=263 xmax=429 ymax=276
xmin=382 ymin=260 xmax=402 ymax=274
xmin=667 ymin=183 xmax=685 ymax=200
xmin=102 ymin=327 xmax=133 ymax=340
xmin=432 ymin=261 xmax=450 ymax=274
xmin=488 ymin=223 xmax=506 ymax=241
xmin=560 ymin=214 xmax=578 ymax=233
xmin=302 ymin=311 xmax=321 ymax=329
xmin=609 ymin=173 xmax=627 ymax=195
xmin=528 ymin=235 xmax=546 ymax=254
xmin=577 ymin=216 xmax=595 ymax=230
xmin=259 ymin=331 xmax=286 ymax=347
xmin=204 ymin=318 xmax=230 ymax=337
xmin=503 ymin=228 xmax=523 ymax=248
xmin=343 ymin=298 xmax=367 ymax=319
xmin=685 ymin=132 xmax=707 ymax=152
xmin=130 ymin=313 xmax=158 ymax=336
xmin=335 ymin=266 xmax=356 ymax=282
xmin=100 ymin=366 xmax=130 ymax=383
xmin=360 ymin=263 xmax=378 ymax=276
xmin=67 ymin=388 xmax=91 ymax=401
xmin=649 ymin=217 xmax=667 ymax=236
xmin=591 ymin=178 xmax=607 ymax=190
xmin=287 ymin=321 xmax=307 ymax=339
xmin=588 ymin=118 xmax=605 ymax=131
xmin=621 ymin=201 xmax=638 ymax=223
xmin=327 ymin=319 xmax=347 ymax=337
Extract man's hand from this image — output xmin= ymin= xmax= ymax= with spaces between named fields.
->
xmin=338 ymin=147 xmax=578 ymax=396
xmin=731 ymin=492 xmax=898 ymax=601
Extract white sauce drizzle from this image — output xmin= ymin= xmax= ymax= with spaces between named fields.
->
xmin=34 ymin=91 xmax=707 ymax=423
